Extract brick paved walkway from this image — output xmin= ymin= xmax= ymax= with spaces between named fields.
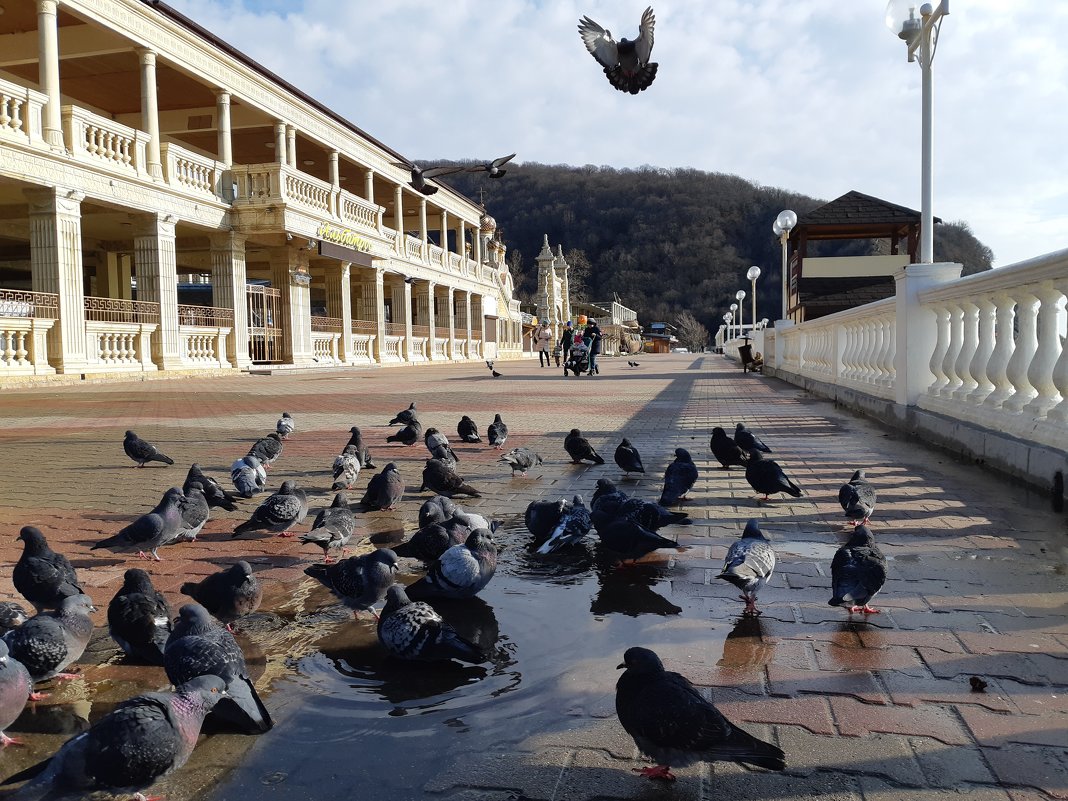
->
xmin=0 ymin=355 xmax=1064 ymax=800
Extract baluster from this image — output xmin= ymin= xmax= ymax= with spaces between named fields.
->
xmin=939 ymin=302 xmax=964 ymax=398
xmin=866 ymin=322 xmax=881 ymax=384
xmin=982 ymin=293 xmax=1016 ymax=409
xmin=881 ymin=317 xmax=897 ymax=387
xmin=1 ymin=328 xmax=13 ymax=365
xmin=1043 ymin=280 xmax=1068 ymax=423
xmin=14 ymin=331 xmax=28 ymax=365
xmin=927 ymin=305 xmax=951 ymax=398
xmin=951 ymin=300 xmax=980 ymax=400
xmin=11 ymin=98 xmax=24 ymax=133
xmin=1022 ymin=283 xmax=1066 ymax=418
xmin=0 ymin=97 xmax=10 ymax=130
xmin=839 ymin=324 xmax=854 ymax=381
xmin=965 ymin=297 xmax=996 ymax=404
xmin=1003 ymin=291 xmax=1040 ymax=413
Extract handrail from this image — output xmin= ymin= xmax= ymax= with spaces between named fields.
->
xmin=84 ymin=296 xmax=160 ymax=324
xmin=0 ymin=289 xmax=59 ymax=319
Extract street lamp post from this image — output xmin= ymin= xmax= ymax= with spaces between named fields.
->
xmin=735 ymin=290 xmax=746 ymax=335
xmin=729 ymin=303 xmax=738 ymax=340
xmin=746 ymin=265 xmax=761 ymax=329
xmin=773 ymin=210 xmax=797 ymax=321
xmin=724 ymin=311 xmax=733 ymax=341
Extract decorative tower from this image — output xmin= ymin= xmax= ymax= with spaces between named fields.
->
xmin=535 ymin=234 xmax=558 ymax=326
xmin=556 ymin=244 xmax=572 ymax=325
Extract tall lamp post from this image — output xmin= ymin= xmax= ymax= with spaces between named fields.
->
xmin=735 ymin=290 xmax=746 ymax=335
xmin=729 ymin=303 xmax=738 ymax=340
xmin=773 ymin=210 xmax=797 ymax=321
xmin=724 ymin=311 xmax=734 ymax=341
xmin=746 ymin=265 xmax=761 ymax=329
xmin=886 ymin=0 xmax=949 ymax=264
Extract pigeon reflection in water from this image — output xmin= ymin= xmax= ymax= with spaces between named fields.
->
xmin=591 ymin=560 xmax=681 ymax=617
xmin=717 ymin=615 xmax=774 ymax=670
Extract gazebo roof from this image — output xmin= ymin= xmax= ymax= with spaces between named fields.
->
xmin=794 ymin=190 xmax=940 ymax=240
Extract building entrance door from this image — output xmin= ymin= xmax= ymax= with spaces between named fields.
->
xmin=247 ymin=285 xmax=282 ymax=363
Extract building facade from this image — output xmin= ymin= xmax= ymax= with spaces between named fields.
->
xmin=0 ymin=0 xmax=524 ymax=382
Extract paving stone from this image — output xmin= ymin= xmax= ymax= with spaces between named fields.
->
xmin=918 ymin=649 xmax=1057 ymax=685
xmin=829 ymin=697 xmax=972 ymax=745
xmin=766 ymin=664 xmax=887 ymax=704
xmin=982 ymin=745 xmax=1068 ymax=799
xmin=958 ymin=705 xmax=1068 ymax=747
xmin=909 ymin=735 xmax=998 ymax=788
xmin=813 ymin=642 xmax=926 ymax=674
xmin=879 ymin=672 xmax=1016 ymax=713
xmin=775 ymin=726 xmax=926 ymax=787
xmin=957 ymin=632 xmax=1068 ymax=657
xmin=857 ymin=776 xmax=1011 ymax=801
xmin=715 ymin=688 xmax=836 ymax=735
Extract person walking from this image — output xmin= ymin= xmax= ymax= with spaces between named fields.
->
xmin=559 ymin=321 xmax=575 ymax=376
xmin=535 ymin=321 xmax=553 ymax=367
xmin=583 ymin=319 xmax=602 ymax=375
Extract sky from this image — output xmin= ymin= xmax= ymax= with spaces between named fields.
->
xmin=169 ymin=0 xmax=1068 ymax=268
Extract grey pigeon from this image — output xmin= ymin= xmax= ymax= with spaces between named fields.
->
xmin=425 ymin=428 xmax=460 ymax=462
xmin=735 ymin=423 xmax=771 ymax=454
xmin=331 ymin=445 xmax=362 ymax=491
xmin=92 ymin=487 xmax=184 ymax=561
xmin=0 ymin=674 xmax=226 ymax=798
xmin=395 ymin=163 xmax=465 ymax=196
xmin=839 ymin=469 xmax=877 ymax=526
xmin=659 ymin=448 xmax=698 ymax=505
xmin=185 ymin=463 xmax=238 ymax=511
xmin=457 ymin=415 xmax=481 ymax=443
xmin=377 ymin=585 xmax=483 ymax=663
xmin=717 ymin=520 xmax=776 ymax=617
xmin=304 ymin=548 xmax=399 ymax=616
xmin=829 ymin=525 xmax=887 ymax=615
xmin=392 ymin=522 xmax=460 ymax=562
xmin=3 ymin=594 xmax=95 ymax=683
xmin=429 ymin=443 xmax=458 ymax=468
xmin=123 ymin=430 xmax=174 ymax=468
xmin=230 ymin=454 xmax=266 ymax=498
xmin=172 ymin=482 xmax=210 ymax=544
xmin=12 ymin=527 xmax=83 ymax=613
xmin=360 ymin=463 xmax=405 ymax=511
xmin=710 ymin=427 xmax=748 ymax=470
xmin=247 ymin=432 xmax=283 ymax=470
xmin=525 ymin=498 xmax=571 ymax=541
xmin=345 ymin=426 xmax=376 ymax=468
xmin=388 ymin=402 xmax=419 ymax=426
xmin=589 ymin=478 xmax=631 ymax=529
xmin=534 ymin=496 xmax=593 ymax=554
xmin=0 ymin=602 xmax=29 ymax=636
xmin=387 ymin=418 xmax=423 ymax=447
xmin=614 ymin=438 xmax=645 ymax=475
xmin=276 ymin=411 xmax=295 ymax=439
xmin=0 ymin=639 xmax=31 ymax=747
xmin=592 ymin=479 xmax=688 ymax=531
xmin=406 ymin=529 xmax=497 ymax=600
xmin=565 ymin=429 xmax=605 ymax=465
xmin=181 ymin=561 xmax=262 ymax=625
xmin=487 ymin=413 xmax=508 ymax=449
xmin=164 ymin=604 xmax=272 ymax=733
xmin=232 ymin=480 xmax=308 ymax=537
xmin=616 ymin=646 xmax=785 ymax=782
xmin=597 ymin=518 xmax=678 ymax=562
xmin=107 ymin=569 xmax=171 ymax=665
xmin=499 ymin=446 xmax=543 ymax=476
xmin=420 ymin=458 xmax=481 ymax=498
xmin=467 ymin=152 xmax=516 ymax=178
xmin=578 ymin=7 xmax=658 ymax=95
xmin=744 ymin=450 xmax=802 ymax=500
xmin=419 ymin=495 xmax=458 ymax=528
xmin=300 ymin=492 xmax=357 ymax=561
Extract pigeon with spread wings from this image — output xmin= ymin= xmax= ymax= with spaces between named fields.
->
xmin=578 ymin=7 xmax=658 ymax=94
xmin=395 ymin=162 xmax=466 ymax=196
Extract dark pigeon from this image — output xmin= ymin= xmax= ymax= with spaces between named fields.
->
xmin=107 ymin=568 xmax=171 ymax=665
xmin=710 ymin=427 xmax=748 ymax=470
xmin=392 ymin=522 xmax=460 ymax=562
xmin=3 ymin=594 xmax=95 ymax=683
xmin=592 ymin=479 xmax=689 ymax=531
xmin=0 ymin=639 xmax=31 ymax=747
xmin=247 ymin=432 xmax=283 ymax=470
xmin=839 ymin=469 xmax=877 ymax=526
xmin=614 ymin=438 xmax=645 ymax=475
xmin=185 ymin=463 xmax=238 ymax=511
xmin=345 ymin=426 xmax=376 ymax=468
xmin=565 ymin=429 xmax=605 ymax=465
xmin=172 ymin=482 xmax=210 ymax=544
xmin=164 ymin=604 xmax=272 ymax=733
xmin=457 ymin=415 xmax=481 ymax=443
xmin=491 ymin=369 xmax=503 ymax=378
xmin=735 ymin=423 xmax=772 ymax=454
xmin=659 ymin=448 xmax=698 ymax=506
xmin=0 ymin=602 xmax=28 ymax=636
xmin=717 ymin=520 xmax=776 ymax=617
xmin=597 ymin=518 xmax=678 ymax=562
xmin=300 ymin=492 xmax=356 ymax=561
xmin=429 ymin=443 xmax=458 ymax=468
xmin=578 ymin=6 xmax=658 ymax=95
xmin=13 ymin=527 xmax=83 ymax=613
xmin=590 ymin=478 xmax=631 ymax=529
xmin=395 ymin=164 xmax=465 ymax=196
xmin=181 ymin=561 xmax=262 ymax=625
xmin=377 ymin=585 xmax=483 ymax=663
xmin=230 ymin=454 xmax=266 ymax=498
xmin=123 ymin=430 xmax=174 ymax=468
xmin=487 ymin=413 xmax=508 ymax=450
xmin=744 ymin=450 xmax=802 ymax=500
xmin=304 ymin=548 xmax=399 ymax=616
xmin=419 ymin=495 xmax=458 ymax=528
xmin=616 ymin=646 xmax=785 ymax=781
xmin=276 ymin=411 xmax=295 ymax=439
xmin=829 ymin=525 xmax=887 ymax=615
xmin=331 ymin=445 xmax=361 ymax=491
xmin=499 ymin=446 xmax=543 ymax=476
xmin=467 ymin=152 xmax=516 ymax=178
xmin=360 ymin=463 xmax=405 ymax=511
xmin=424 ymin=428 xmax=460 ymax=462
xmin=526 ymin=498 xmax=571 ymax=541
xmin=92 ymin=487 xmax=184 ymax=561
xmin=420 ymin=458 xmax=481 ymax=498
xmin=534 ymin=496 xmax=593 ymax=555
xmin=232 ymin=480 xmax=308 ymax=537
xmin=406 ymin=530 xmax=497 ymax=600
xmin=388 ymin=402 xmax=418 ymax=426
xmin=387 ymin=418 xmax=423 ymax=447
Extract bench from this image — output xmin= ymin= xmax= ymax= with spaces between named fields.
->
xmin=738 ymin=343 xmax=763 ymax=373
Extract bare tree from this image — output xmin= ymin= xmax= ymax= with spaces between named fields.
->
xmin=676 ymin=310 xmax=710 ymax=352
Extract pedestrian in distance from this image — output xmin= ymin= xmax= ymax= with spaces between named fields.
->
xmin=560 ymin=321 xmax=575 ymax=375
xmin=534 ymin=321 xmax=553 ymax=367
xmin=583 ymin=319 xmax=603 ymax=375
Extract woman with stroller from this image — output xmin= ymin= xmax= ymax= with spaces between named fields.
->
xmin=559 ymin=321 xmax=575 ymax=376
xmin=583 ymin=319 xmax=602 ymax=375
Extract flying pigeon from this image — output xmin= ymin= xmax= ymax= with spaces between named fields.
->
xmin=164 ymin=604 xmax=272 ymax=733
xmin=420 ymin=458 xmax=482 ymax=498
xmin=13 ymin=527 xmax=84 ymax=613
xmin=744 ymin=450 xmax=802 ymax=501
xmin=457 ymin=415 xmax=481 ymax=443
xmin=107 ymin=568 xmax=171 ymax=665
xmin=181 ymin=561 xmax=262 ymax=625
xmin=232 ymin=480 xmax=308 ymax=538
xmin=532 ymin=496 xmax=593 ymax=554
xmin=0 ymin=602 xmax=28 ymax=636
xmin=565 ymin=429 xmax=605 ymax=465
xmin=735 ymin=423 xmax=772 ymax=454
xmin=614 ymin=438 xmax=645 ymax=475
xmin=596 ymin=518 xmax=678 ymax=562
xmin=377 ymin=584 xmax=483 ymax=663
xmin=467 ymin=153 xmax=516 ymax=178
xmin=615 ymin=646 xmax=786 ymax=782
xmin=304 ymin=548 xmax=399 ymax=616
xmin=829 ymin=525 xmax=887 ymax=614
xmin=487 ymin=414 xmax=508 ymax=449
xmin=331 ymin=445 xmax=362 ymax=491
xmin=123 ymin=430 xmax=174 ymax=468
xmin=388 ymin=402 xmax=419 ymax=427
xmin=345 ymin=426 xmax=376 ymax=468
xmin=710 ymin=427 xmax=748 ymax=470
xmin=839 ymin=469 xmax=877 ymax=526
xmin=499 ymin=446 xmax=543 ymax=476
xmin=247 ymin=432 xmax=283 ymax=470
xmin=92 ymin=487 xmax=184 ymax=561
xmin=276 ymin=411 xmax=295 ymax=440
xmin=406 ymin=529 xmax=497 ymax=601
xmin=230 ymin=454 xmax=267 ymax=498
xmin=578 ymin=7 xmax=658 ymax=95
xmin=184 ymin=463 xmax=238 ymax=511
xmin=300 ymin=492 xmax=357 ymax=561
xmin=717 ymin=520 xmax=777 ymax=616
xmin=425 ymin=428 xmax=460 ymax=463
xmin=419 ymin=495 xmax=459 ymax=528
xmin=396 ymin=163 xmax=466 ymax=196
xmin=172 ymin=482 xmax=210 ymax=544
xmin=3 ymin=594 xmax=95 ymax=683
xmin=360 ymin=463 xmax=405 ymax=511
xmin=387 ymin=419 xmax=423 ymax=447
xmin=659 ymin=448 xmax=698 ymax=505
xmin=0 ymin=639 xmax=31 ymax=747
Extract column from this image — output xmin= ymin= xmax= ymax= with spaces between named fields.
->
xmin=133 ymin=214 xmax=180 ymax=368
xmin=328 ymin=150 xmax=340 ymax=218
xmin=215 ymin=90 xmax=233 ymax=167
xmin=419 ymin=198 xmax=428 ymax=256
xmin=474 ymin=224 xmax=482 ymax=266
xmin=36 ymin=0 xmax=64 ymax=149
xmin=373 ymin=267 xmax=386 ymax=363
xmin=119 ymin=255 xmax=133 ymax=300
xmin=210 ymin=232 xmax=250 ymax=369
xmin=425 ymin=280 xmax=437 ymax=360
xmin=439 ymin=210 xmax=449 ymax=266
xmin=137 ymin=49 xmax=163 ymax=180
xmin=393 ymin=186 xmax=404 ymax=253
xmin=274 ymin=122 xmax=286 ymax=164
xmin=447 ymin=286 xmax=456 ymax=360
xmin=25 ymin=187 xmax=86 ymax=371
xmin=269 ymin=247 xmax=314 ymax=365
xmin=892 ymin=262 xmax=963 ymax=405
xmin=326 ymin=261 xmax=352 ymax=364
xmin=402 ymin=279 xmax=414 ymax=361
xmin=286 ymin=126 xmax=297 ymax=168
xmin=456 ymin=219 xmax=466 ymax=266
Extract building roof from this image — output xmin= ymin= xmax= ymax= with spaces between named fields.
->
xmin=800 ymin=190 xmax=930 ymax=227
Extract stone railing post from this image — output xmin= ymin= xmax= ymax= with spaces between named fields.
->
xmin=893 ymin=262 xmax=962 ymax=405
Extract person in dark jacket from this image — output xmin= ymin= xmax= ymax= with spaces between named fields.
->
xmin=583 ymin=320 xmax=602 ymax=375
xmin=559 ymin=321 xmax=575 ymax=376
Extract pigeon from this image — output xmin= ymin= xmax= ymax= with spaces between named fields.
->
xmin=0 ymin=674 xmax=226 ymax=798
xmin=735 ymin=423 xmax=772 ymax=454
xmin=123 ymin=430 xmax=175 ymax=468
xmin=468 ymin=153 xmax=516 ymax=178
xmin=164 ymin=604 xmax=272 ymax=733
xmin=627 ymin=360 xmax=641 ymax=367
xmin=596 ymin=519 xmax=678 ymax=562
xmin=388 ymin=402 xmax=419 ymax=426
xmin=425 ymin=428 xmax=460 ymax=462
xmin=304 ymin=548 xmax=399 ymax=616
xmin=578 ymin=7 xmax=658 ymax=95
xmin=247 ymin=432 xmax=283 ymax=470
xmin=0 ymin=603 xmax=29 ymax=636
xmin=419 ymin=495 xmax=459 ymax=528
xmin=172 ymin=482 xmax=210 ymax=544
xmin=499 ymin=446 xmax=543 ymax=476
xmin=396 ymin=163 xmax=465 ymax=196
xmin=232 ymin=480 xmax=308 ymax=537
xmin=3 ymin=594 xmax=95 ymax=683
xmin=592 ymin=479 xmax=688 ymax=531
xmin=12 ymin=527 xmax=84 ymax=613
xmin=331 ymin=445 xmax=362 ymax=491
xmin=184 ymin=463 xmax=238 ymax=511
xmin=744 ymin=450 xmax=802 ymax=500
xmin=429 ymin=443 xmax=458 ymax=468
xmin=276 ymin=411 xmax=295 ymax=439
xmin=616 ymin=646 xmax=786 ymax=782
xmin=345 ymin=426 xmax=376 ymax=468
xmin=710 ymin=427 xmax=748 ymax=470
xmin=534 ymin=496 xmax=593 ymax=555
xmin=614 ymin=438 xmax=645 ymax=475
xmin=590 ymin=478 xmax=631 ymax=527
xmin=457 ymin=415 xmax=481 ymax=443
xmin=969 ymin=676 xmax=988 ymax=693
xmin=0 ymin=639 xmax=31 ymax=747
xmin=829 ymin=525 xmax=887 ymax=615
xmin=717 ymin=520 xmax=777 ymax=616
xmin=565 ymin=429 xmax=605 ymax=465
xmin=839 ymin=469 xmax=877 ymax=526
xmin=526 ymin=498 xmax=574 ymax=540
xmin=406 ymin=529 xmax=497 ymax=600
xmin=491 ymin=369 xmax=503 ymax=378
xmin=387 ymin=418 xmax=423 ymax=447
xmin=485 ymin=360 xmax=494 ymax=371
xmin=377 ymin=585 xmax=483 ymax=663
xmin=230 ymin=454 xmax=267 ymax=498
xmin=107 ymin=569 xmax=171 ymax=665
xmin=659 ymin=448 xmax=698 ymax=505
xmin=360 ymin=463 xmax=405 ymax=511
xmin=92 ymin=487 xmax=185 ymax=561
xmin=181 ymin=561 xmax=262 ymax=625
xmin=487 ymin=413 xmax=508 ymax=449
xmin=392 ymin=522 xmax=459 ymax=562
xmin=300 ymin=492 xmax=357 ymax=561
xmin=420 ymin=458 xmax=482 ymax=498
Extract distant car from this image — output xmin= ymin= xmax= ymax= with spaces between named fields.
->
xmin=671 ymin=347 xmax=689 ymax=353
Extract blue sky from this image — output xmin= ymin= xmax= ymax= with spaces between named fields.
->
xmin=171 ymin=0 xmax=1068 ymax=268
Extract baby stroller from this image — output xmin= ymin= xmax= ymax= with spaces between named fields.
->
xmin=565 ymin=341 xmax=590 ymax=376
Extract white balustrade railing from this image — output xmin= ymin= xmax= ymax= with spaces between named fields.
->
xmin=452 ymin=338 xmax=467 ymax=359
xmin=161 ymin=143 xmax=223 ymax=199
xmin=283 ymin=168 xmax=332 ymax=215
xmin=179 ymin=325 xmax=232 ymax=368
xmin=449 ymin=252 xmax=463 ymax=272
xmin=84 ymin=321 xmax=156 ymax=371
xmin=340 ymin=194 xmax=380 ymax=231
xmin=312 ymin=331 xmax=342 ymax=364
xmin=0 ymin=77 xmax=47 ymax=147
xmin=433 ymin=337 xmax=450 ymax=359
xmin=405 ymin=235 xmax=424 ymax=261
xmin=409 ymin=336 xmax=428 ymax=362
xmin=0 ymin=318 xmax=55 ymax=376
xmin=63 ymin=106 xmax=148 ymax=177
xmin=349 ymin=333 xmax=376 ymax=364
xmin=382 ymin=335 xmax=404 ymax=362
xmin=428 ymin=244 xmax=444 ymax=265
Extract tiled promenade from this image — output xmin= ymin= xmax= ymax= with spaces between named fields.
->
xmin=0 ymin=355 xmax=1064 ymax=800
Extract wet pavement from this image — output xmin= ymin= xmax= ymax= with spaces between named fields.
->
xmin=0 ymin=354 xmax=1065 ymax=801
